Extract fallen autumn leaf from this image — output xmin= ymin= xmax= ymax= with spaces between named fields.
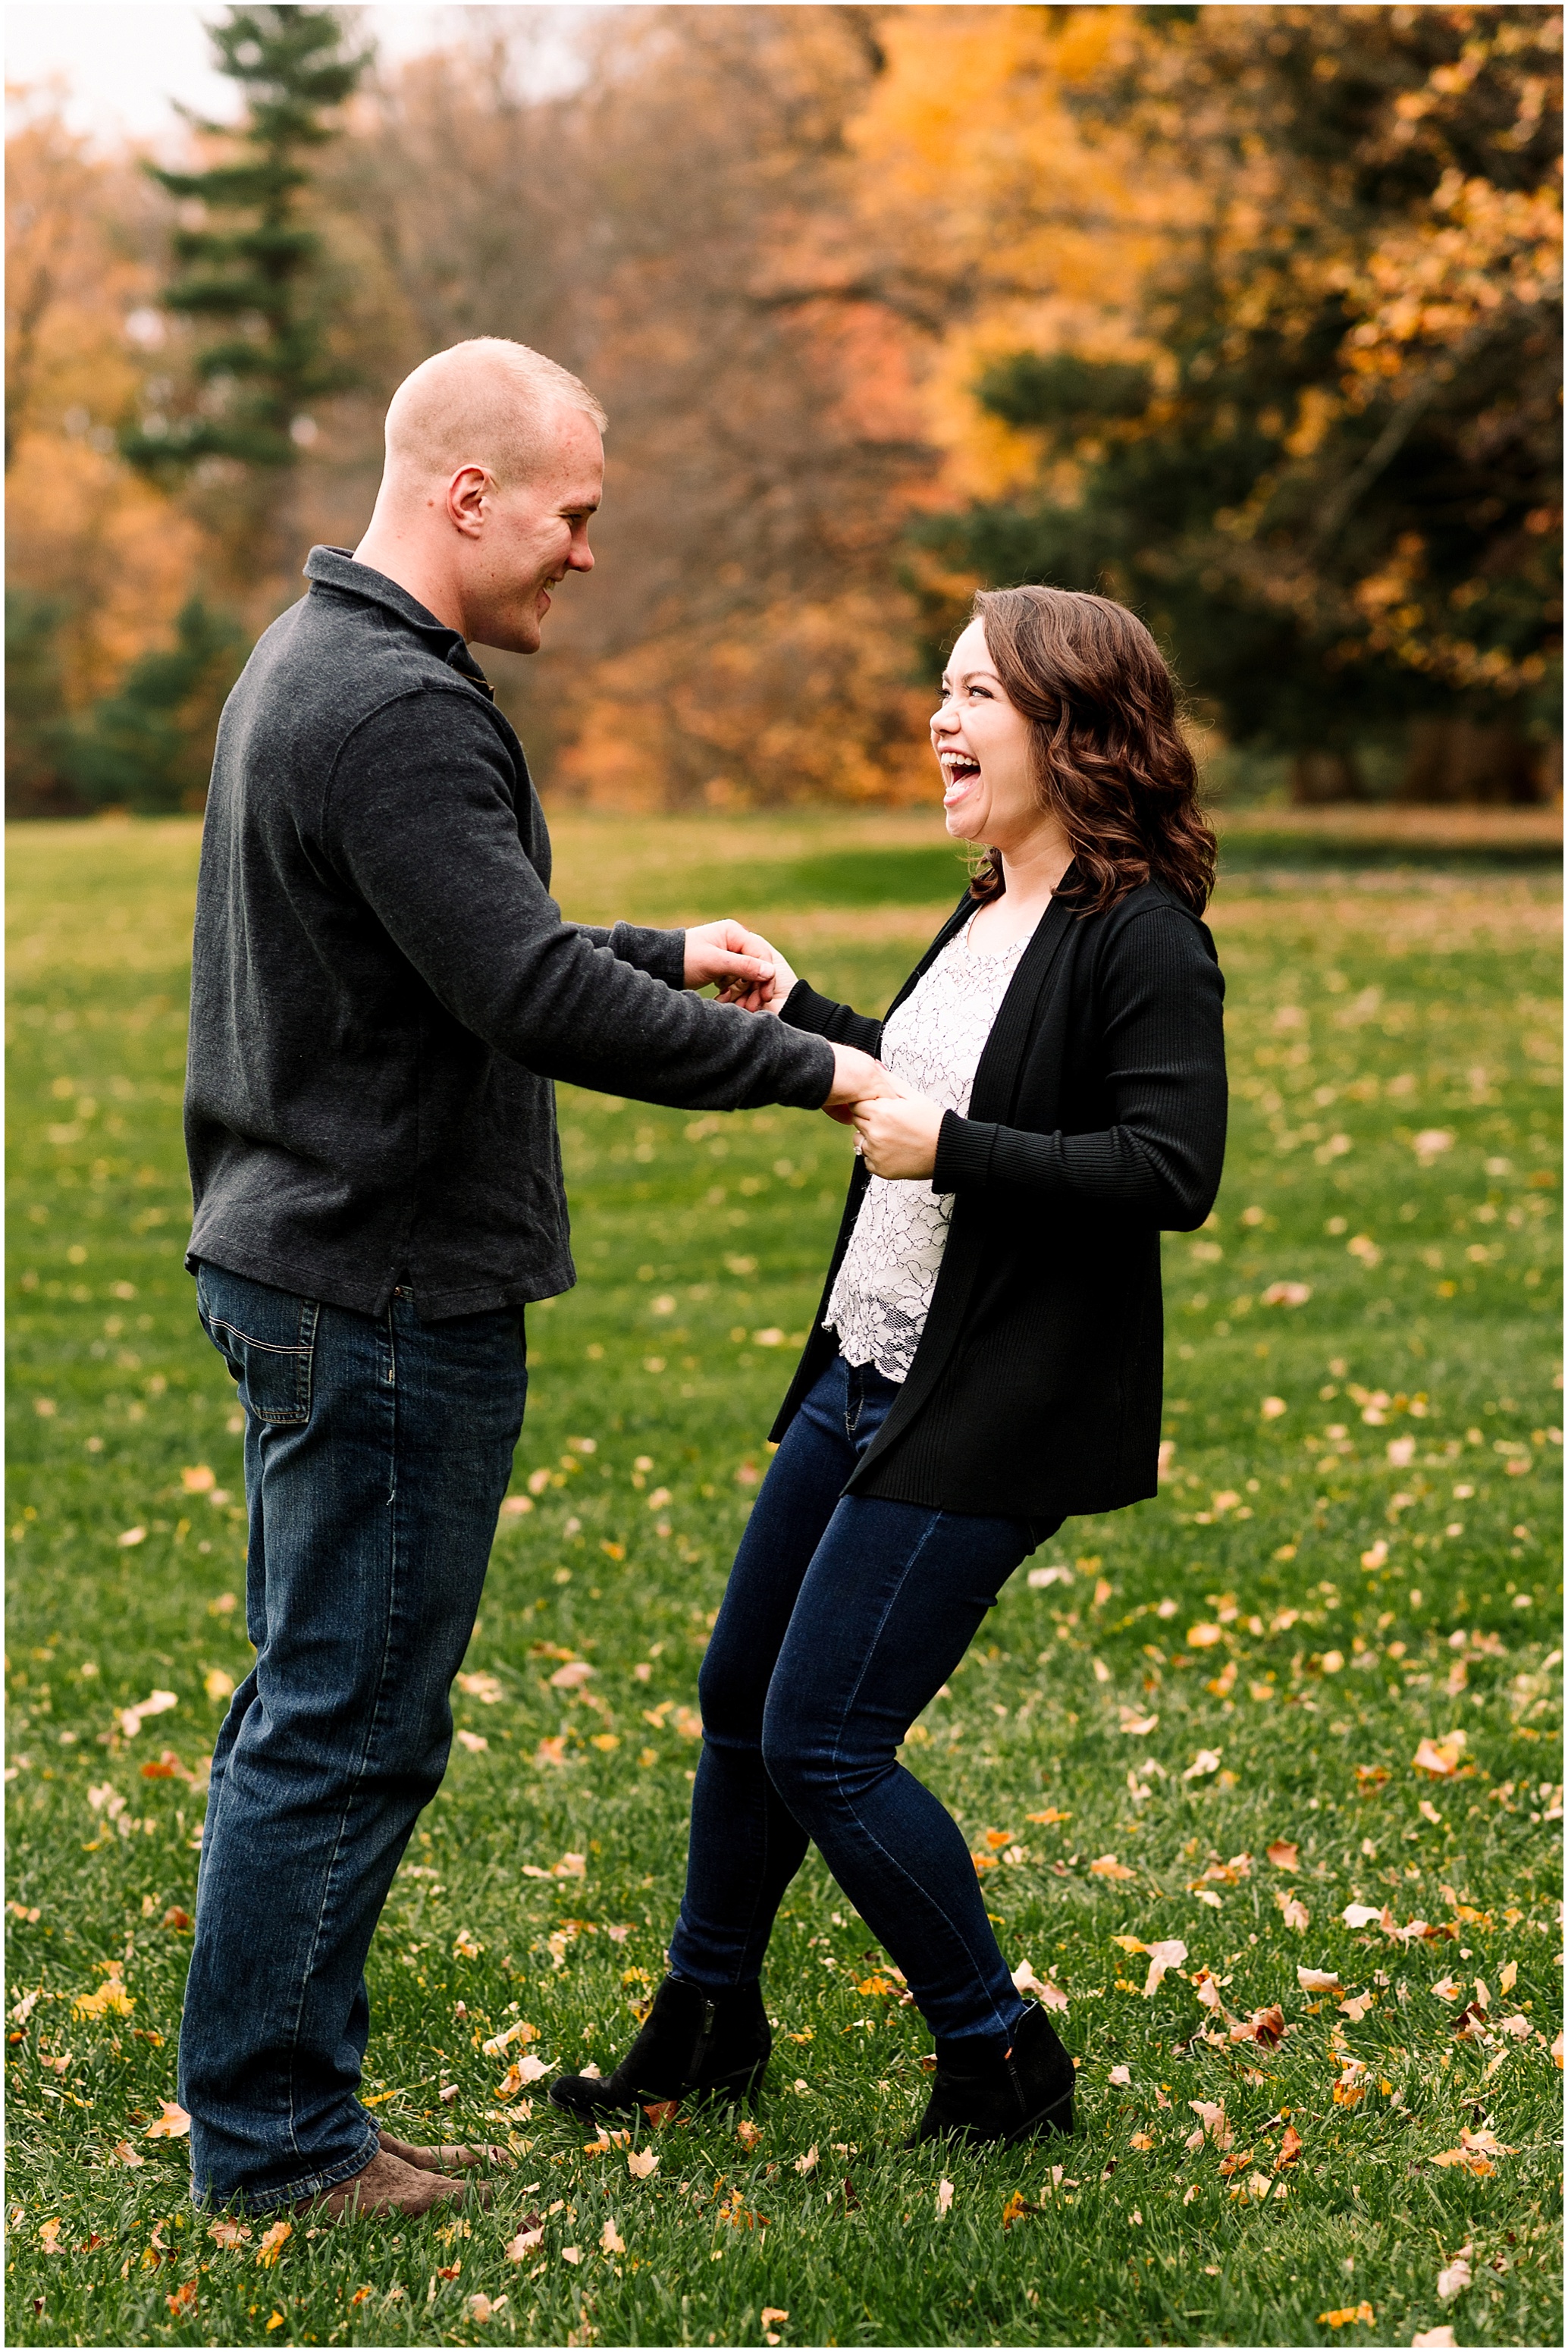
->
xmin=1435 ymin=2247 xmax=1472 ymax=2301
xmin=1143 ymin=1939 xmax=1188 ymax=1996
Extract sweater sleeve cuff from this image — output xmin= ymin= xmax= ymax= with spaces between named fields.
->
xmin=932 ymin=1109 xmax=997 ymax=1196
xmin=779 ymin=977 xmax=837 ymax=1035
xmin=777 ymin=1030 xmax=837 ymax=1110
xmin=607 ymin=920 xmax=686 ymax=989
xmin=779 ymin=977 xmax=883 ymax=1057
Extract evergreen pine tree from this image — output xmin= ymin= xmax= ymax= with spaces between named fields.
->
xmin=60 ymin=600 xmax=249 ymax=813
xmin=5 ymin=591 xmax=74 ymax=816
xmin=121 ymin=5 xmax=366 ymax=478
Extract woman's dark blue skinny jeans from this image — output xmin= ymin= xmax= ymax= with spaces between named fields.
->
xmin=668 ymin=1350 xmax=1059 ymax=2045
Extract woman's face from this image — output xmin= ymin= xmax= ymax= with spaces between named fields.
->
xmin=930 ymin=619 xmax=1040 ymax=849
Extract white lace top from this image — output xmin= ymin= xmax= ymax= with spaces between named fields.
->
xmin=826 ymin=918 xmax=1033 ymax=1382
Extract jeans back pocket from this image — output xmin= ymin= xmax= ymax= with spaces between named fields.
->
xmin=196 ymin=1265 xmax=318 ymax=1426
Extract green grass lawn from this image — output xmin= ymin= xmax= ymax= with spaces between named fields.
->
xmin=5 ymin=817 xmax=1562 ymax=2350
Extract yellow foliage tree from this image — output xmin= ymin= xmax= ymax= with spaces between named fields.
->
xmin=847 ymin=5 xmax=1192 ymax=504
xmin=853 ymin=6 xmax=1560 ymax=791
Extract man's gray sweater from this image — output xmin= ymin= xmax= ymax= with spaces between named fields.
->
xmin=184 ymin=548 xmax=836 ymax=1319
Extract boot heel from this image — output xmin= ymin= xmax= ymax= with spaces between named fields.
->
xmin=701 ymin=2056 xmax=770 ymax=2108
xmin=1008 ymin=2088 xmax=1074 ymax=2145
xmin=547 ymin=1976 xmax=770 ymax=2126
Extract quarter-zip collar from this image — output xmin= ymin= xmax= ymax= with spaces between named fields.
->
xmin=302 ymin=545 xmax=495 ymax=700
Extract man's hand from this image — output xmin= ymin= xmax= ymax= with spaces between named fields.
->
xmin=851 ymin=1089 xmax=946 ymax=1178
xmin=683 ymin=919 xmax=779 ymax=1011
xmin=823 ymin=1044 xmax=899 ymax=1121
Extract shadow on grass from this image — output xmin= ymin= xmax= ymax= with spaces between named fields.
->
xmin=1217 ymin=836 xmax=1562 ymax=874
xmin=693 ymin=834 xmax=1562 ymax=913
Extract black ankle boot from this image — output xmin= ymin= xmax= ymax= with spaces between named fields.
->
xmin=548 ymin=1974 xmax=771 ymax=2122
xmin=910 ymin=2002 xmax=1075 ymax=2147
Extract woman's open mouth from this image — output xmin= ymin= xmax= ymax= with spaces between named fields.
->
xmin=939 ymin=751 xmax=981 ymax=807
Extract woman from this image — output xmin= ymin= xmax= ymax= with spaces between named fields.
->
xmin=550 ymin=586 xmax=1226 ymax=2147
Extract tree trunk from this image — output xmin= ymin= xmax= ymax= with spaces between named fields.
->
xmin=1290 ymin=748 xmax=1367 ymax=805
xmin=1397 ymin=719 xmax=1549 ymax=805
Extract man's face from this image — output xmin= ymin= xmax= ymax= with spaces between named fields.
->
xmin=464 ymin=406 xmax=604 ymax=654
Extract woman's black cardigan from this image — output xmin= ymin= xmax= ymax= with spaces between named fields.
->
xmin=770 ymin=873 xmax=1228 ymax=1523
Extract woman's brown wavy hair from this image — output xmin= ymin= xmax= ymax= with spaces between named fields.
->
xmin=964 ymin=585 xmax=1216 ymax=917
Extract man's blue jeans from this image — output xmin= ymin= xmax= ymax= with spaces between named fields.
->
xmin=179 ymin=1265 xmax=528 ymax=2213
xmin=668 ymin=1351 xmax=1059 ymax=2044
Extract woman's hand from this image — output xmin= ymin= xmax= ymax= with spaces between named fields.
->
xmin=851 ymin=1087 xmax=946 ymax=1179
xmin=683 ymin=919 xmax=798 ymax=1014
xmin=729 ymin=930 xmax=797 ymax=1014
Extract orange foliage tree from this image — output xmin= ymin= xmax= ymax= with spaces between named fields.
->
xmin=6 ymin=93 xmax=208 ymax=807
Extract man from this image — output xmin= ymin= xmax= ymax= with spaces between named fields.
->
xmin=178 ymin=337 xmax=887 ymax=2222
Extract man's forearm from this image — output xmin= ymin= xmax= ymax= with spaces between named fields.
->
xmin=572 ymin=920 xmax=686 ymax=988
xmin=506 ymin=936 xmax=836 ymax=1111
xmin=324 ymin=700 xmax=851 ymax=1112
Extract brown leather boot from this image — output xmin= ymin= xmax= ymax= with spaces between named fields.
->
xmin=296 ymin=2146 xmax=483 ymax=2220
xmin=378 ymin=2128 xmax=507 ymax=2176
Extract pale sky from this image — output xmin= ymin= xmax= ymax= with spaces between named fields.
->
xmin=4 ymin=4 xmax=589 ymax=146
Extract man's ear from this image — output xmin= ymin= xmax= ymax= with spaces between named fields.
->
xmin=445 ymin=465 xmax=491 ymax=538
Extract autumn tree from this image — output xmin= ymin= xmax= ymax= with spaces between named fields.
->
xmin=5 ymin=94 xmax=209 ymax=811
xmin=5 ymin=8 xmax=368 ymax=811
xmin=327 ymin=5 xmax=939 ymax=808
xmin=905 ymin=6 xmax=1562 ymax=800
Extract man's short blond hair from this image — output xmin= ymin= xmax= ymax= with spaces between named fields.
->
xmin=384 ymin=337 xmax=607 ymax=488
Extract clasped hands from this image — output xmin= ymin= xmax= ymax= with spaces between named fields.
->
xmin=683 ymin=918 xmax=941 ymax=1180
